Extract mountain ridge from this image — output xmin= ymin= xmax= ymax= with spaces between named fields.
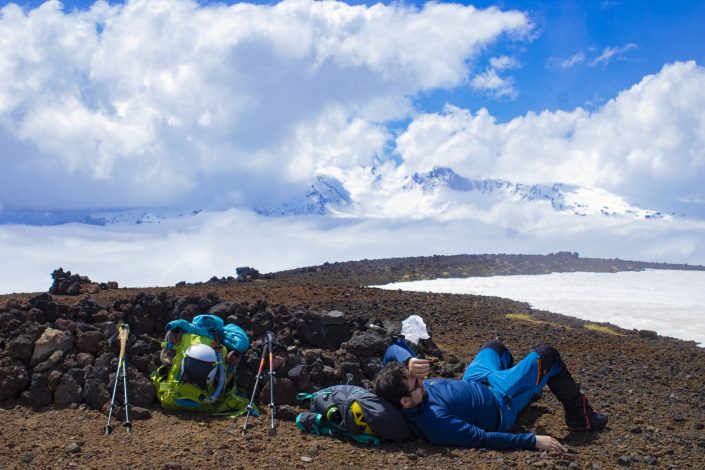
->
xmin=0 ymin=167 xmax=673 ymax=226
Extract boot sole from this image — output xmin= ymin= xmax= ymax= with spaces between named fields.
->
xmin=567 ymin=424 xmax=607 ymax=432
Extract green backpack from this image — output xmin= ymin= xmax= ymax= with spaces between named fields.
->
xmin=150 ymin=315 xmax=252 ymax=415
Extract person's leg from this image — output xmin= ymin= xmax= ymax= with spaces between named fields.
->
xmin=462 ymin=339 xmax=514 ymax=383
xmin=535 ymin=345 xmax=608 ymax=431
xmin=486 ymin=350 xmax=550 ymax=431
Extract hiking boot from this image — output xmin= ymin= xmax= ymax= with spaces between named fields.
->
xmin=565 ymin=395 xmax=608 ymax=431
xmin=546 ymin=359 xmax=608 ymax=432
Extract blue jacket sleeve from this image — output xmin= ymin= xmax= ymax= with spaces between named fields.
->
xmin=382 ymin=344 xmax=415 ymax=366
xmin=383 ymin=338 xmax=416 ymax=365
xmin=422 ymin=408 xmax=536 ymax=450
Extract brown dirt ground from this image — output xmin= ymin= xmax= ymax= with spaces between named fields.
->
xmin=2 ymin=260 xmax=705 ymax=470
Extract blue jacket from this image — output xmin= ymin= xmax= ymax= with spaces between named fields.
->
xmin=384 ymin=342 xmax=536 ymax=450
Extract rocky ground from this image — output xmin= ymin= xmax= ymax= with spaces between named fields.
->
xmin=1 ymin=254 xmax=704 ymax=469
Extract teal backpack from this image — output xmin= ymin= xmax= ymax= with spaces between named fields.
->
xmin=295 ymin=385 xmax=412 ymax=445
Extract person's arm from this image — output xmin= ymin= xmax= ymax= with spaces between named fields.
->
xmin=422 ymin=409 xmax=536 ymax=451
xmin=383 ymin=340 xmax=415 ymax=365
xmin=383 ymin=340 xmax=430 ymax=378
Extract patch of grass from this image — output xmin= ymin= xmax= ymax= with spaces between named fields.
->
xmin=584 ymin=323 xmax=624 ymax=336
xmin=505 ymin=313 xmax=545 ymax=324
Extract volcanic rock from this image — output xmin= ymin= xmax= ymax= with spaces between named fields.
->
xmin=20 ymin=372 xmax=53 ymax=407
xmin=296 ymin=310 xmax=353 ymax=348
xmin=54 ymin=318 xmax=77 ymax=333
xmin=24 ymin=307 xmax=45 ymax=323
xmin=76 ymin=352 xmax=95 ymax=368
xmin=287 ymin=364 xmax=311 ymax=390
xmin=341 ymin=332 xmax=387 ymax=357
xmin=360 ymin=356 xmax=384 ymax=379
xmin=236 ymin=266 xmax=260 ymax=282
xmin=49 ymin=268 xmax=94 ymax=296
xmin=0 ymin=359 xmax=30 ymax=401
xmin=76 ymin=330 xmax=104 ymax=353
xmin=54 ymin=373 xmax=82 ymax=406
xmin=28 ymin=293 xmax=60 ymax=323
xmin=33 ymin=349 xmax=64 ymax=373
xmin=0 ymin=309 xmax=24 ymax=332
xmin=83 ymin=378 xmax=111 ymax=409
xmin=30 ymin=328 xmax=74 ymax=366
xmin=124 ymin=370 xmax=156 ymax=407
xmin=9 ymin=334 xmax=34 ymax=362
xmin=46 ymin=371 xmax=62 ymax=391
xmin=95 ymin=352 xmax=117 ymax=371
xmin=261 ymin=377 xmax=298 ymax=405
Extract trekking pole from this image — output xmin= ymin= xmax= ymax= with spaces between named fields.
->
xmin=266 ymin=331 xmax=277 ymax=436
xmin=105 ymin=323 xmax=131 ymax=435
xmin=242 ymin=339 xmax=269 ymax=434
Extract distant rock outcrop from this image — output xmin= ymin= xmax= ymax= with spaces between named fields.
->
xmin=49 ymin=268 xmax=117 ymax=295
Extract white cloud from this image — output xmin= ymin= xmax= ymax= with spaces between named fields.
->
xmin=0 ymin=0 xmax=530 ymax=210
xmin=396 ymin=61 xmax=705 ymax=217
xmin=285 ymin=106 xmax=390 ymax=180
xmin=489 ymin=55 xmax=520 ymax=71
xmin=589 ymin=43 xmax=637 ymax=67
xmin=471 ymin=71 xmax=518 ymax=99
xmin=1 ymin=208 xmax=703 ymax=295
xmin=471 ymin=55 xmax=520 ymax=99
xmin=549 ymin=51 xmax=585 ymax=69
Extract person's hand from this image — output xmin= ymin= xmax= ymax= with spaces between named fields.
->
xmin=534 ymin=435 xmax=567 ymax=453
xmin=407 ymin=358 xmax=430 ymax=378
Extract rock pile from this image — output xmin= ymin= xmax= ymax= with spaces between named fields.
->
xmin=0 ymin=290 xmax=452 ymax=415
xmin=48 ymin=268 xmax=117 ymax=295
xmin=174 ymin=266 xmax=272 ymax=287
xmin=236 ymin=266 xmax=261 ymax=282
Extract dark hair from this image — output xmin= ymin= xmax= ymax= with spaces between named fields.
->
xmin=373 ymin=362 xmax=410 ymax=407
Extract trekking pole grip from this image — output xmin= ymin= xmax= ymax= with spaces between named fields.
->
xmin=118 ymin=323 xmax=130 ymax=361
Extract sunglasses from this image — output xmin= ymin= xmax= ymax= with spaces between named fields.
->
xmin=407 ymin=377 xmax=421 ymax=396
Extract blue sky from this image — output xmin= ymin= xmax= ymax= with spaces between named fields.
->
xmin=1 ymin=0 xmax=704 ymax=291
xmin=429 ymin=0 xmax=705 ymax=120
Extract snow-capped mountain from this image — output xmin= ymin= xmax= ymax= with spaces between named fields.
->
xmin=0 ymin=167 xmax=669 ymax=226
xmin=254 ymin=176 xmax=354 ymax=216
xmin=409 ymin=167 xmax=667 ymax=219
xmin=257 ymin=166 xmax=669 ymax=220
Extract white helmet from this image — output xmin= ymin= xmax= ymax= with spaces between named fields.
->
xmin=184 ymin=343 xmax=217 ymax=362
xmin=180 ymin=343 xmax=218 ymax=388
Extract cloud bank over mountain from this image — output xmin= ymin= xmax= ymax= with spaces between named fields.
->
xmin=2 ymin=207 xmax=703 ymax=294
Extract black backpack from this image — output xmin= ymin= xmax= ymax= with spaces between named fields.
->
xmin=295 ymin=385 xmax=412 ymax=445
